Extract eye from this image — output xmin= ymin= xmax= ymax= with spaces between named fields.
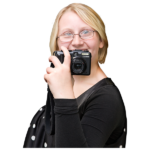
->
xmin=63 ymin=32 xmax=73 ymax=36
xmin=81 ymin=30 xmax=90 ymax=34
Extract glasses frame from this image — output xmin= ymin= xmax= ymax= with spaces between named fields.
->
xmin=56 ymin=30 xmax=97 ymax=42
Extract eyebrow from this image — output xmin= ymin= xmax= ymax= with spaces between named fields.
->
xmin=59 ymin=26 xmax=93 ymax=34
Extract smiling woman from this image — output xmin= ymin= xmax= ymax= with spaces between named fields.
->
xmin=50 ymin=3 xmax=108 ymax=64
xmin=56 ymin=10 xmax=107 ymax=86
xmin=23 ymin=3 xmax=127 ymax=148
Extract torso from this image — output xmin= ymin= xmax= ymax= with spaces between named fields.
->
xmin=73 ymin=75 xmax=107 ymax=99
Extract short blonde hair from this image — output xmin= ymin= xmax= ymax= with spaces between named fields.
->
xmin=49 ymin=3 xmax=108 ymax=64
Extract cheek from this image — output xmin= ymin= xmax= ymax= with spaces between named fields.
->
xmin=84 ymin=39 xmax=99 ymax=53
xmin=85 ymin=38 xmax=99 ymax=50
xmin=57 ymin=41 xmax=71 ymax=50
xmin=84 ymin=40 xmax=99 ymax=61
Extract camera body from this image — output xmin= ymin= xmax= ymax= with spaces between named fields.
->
xmin=51 ymin=49 xmax=91 ymax=75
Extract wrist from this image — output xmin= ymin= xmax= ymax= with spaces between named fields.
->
xmin=54 ymin=91 xmax=75 ymax=99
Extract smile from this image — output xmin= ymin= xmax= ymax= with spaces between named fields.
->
xmin=80 ymin=49 xmax=89 ymax=52
xmin=70 ymin=49 xmax=89 ymax=51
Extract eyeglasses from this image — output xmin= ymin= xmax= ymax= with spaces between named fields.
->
xmin=57 ymin=29 xmax=97 ymax=42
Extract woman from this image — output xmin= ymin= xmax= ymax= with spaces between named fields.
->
xmin=23 ymin=3 xmax=127 ymax=148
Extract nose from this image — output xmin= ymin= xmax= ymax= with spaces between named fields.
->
xmin=71 ymin=34 xmax=84 ymax=47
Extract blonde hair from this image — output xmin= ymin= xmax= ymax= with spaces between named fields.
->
xmin=49 ymin=3 xmax=108 ymax=64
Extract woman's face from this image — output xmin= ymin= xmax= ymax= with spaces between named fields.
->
xmin=57 ymin=11 xmax=104 ymax=64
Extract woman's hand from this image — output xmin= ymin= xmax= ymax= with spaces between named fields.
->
xmin=44 ymin=46 xmax=75 ymax=99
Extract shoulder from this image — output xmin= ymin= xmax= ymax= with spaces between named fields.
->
xmin=86 ymin=85 xmax=126 ymax=115
xmin=79 ymin=84 xmax=126 ymax=131
xmin=91 ymin=84 xmax=123 ymax=102
xmin=84 ymin=84 xmax=126 ymax=124
xmin=30 ymin=104 xmax=45 ymax=124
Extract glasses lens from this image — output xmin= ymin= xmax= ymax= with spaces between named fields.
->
xmin=80 ymin=30 xmax=93 ymax=39
xmin=60 ymin=34 xmax=73 ymax=42
xmin=59 ymin=30 xmax=95 ymax=41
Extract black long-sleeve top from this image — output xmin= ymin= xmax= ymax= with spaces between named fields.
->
xmin=23 ymin=77 xmax=127 ymax=148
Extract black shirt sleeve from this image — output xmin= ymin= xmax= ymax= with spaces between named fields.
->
xmin=54 ymin=89 xmax=124 ymax=147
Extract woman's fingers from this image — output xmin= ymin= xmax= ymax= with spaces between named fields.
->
xmin=61 ymin=46 xmax=71 ymax=66
xmin=49 ymin=56 xmax=61 ymax=68
xmin=43 ymin=66 xmax=52 ymax=84
xmin=44 ymin=67 xmax=54 ymax=83
xmin=45 ymin=66 xmax=51 ymax=73
xmin=43 ymin=73 xmax=47 ymax=84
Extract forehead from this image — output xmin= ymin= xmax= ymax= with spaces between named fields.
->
xmin=58 ymin=11 xmax=92 ymax=32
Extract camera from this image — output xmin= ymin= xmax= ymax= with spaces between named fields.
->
xmin=51 ymin=49 xmax=91 ymax=75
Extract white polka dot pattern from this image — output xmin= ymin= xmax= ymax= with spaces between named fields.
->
xmin=39 ymin=108 xmax=43 ymax=111
xmin=33 ymin=124 xmax=36 ymax=128
xmin=119 ymin=145 xmax=122 ymax=148
xmin=22 ymin=82 xmax=128 ymax=149
xmin=31 ymin=136 xmax=35 ymax=141
xmin=44 ymin=142 xmax=47 ymax=147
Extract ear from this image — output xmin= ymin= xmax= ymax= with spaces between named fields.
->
xmin=99 ymin=40 xmax=104 ymax=49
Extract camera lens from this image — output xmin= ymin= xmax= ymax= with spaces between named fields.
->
xmin=74 ymin=63 xmax=82 ymax=69
xmin=71 ymin=58 xmax=86 ymax=74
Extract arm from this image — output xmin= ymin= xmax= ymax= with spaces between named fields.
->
xmin=54 ymin=93 xmax=120 ymax=147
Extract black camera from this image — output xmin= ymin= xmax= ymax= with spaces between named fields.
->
xmin=51 ymin=49 xmax=92 ymax=75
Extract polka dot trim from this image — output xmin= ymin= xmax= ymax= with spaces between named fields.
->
xmin=119 ymin=145 xmax=122 ymax=148
xmin=28 ymin=104 xmax=126 ymax=147
xmin=44 ymin=142 xmax=47 ymax=147
xmin=33 ymin=124 xmax=36 ymax=128
xmin=39 ymin=108 xmax=43 ymax=111
xmin=31 ymin=136 xmax=35 ymax=141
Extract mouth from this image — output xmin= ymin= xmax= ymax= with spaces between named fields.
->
xmin=80 ymin=49 xmax=89 ymax=52
xmin=80 ymin=49 xmax=88 ymax=51
xmin=72 ymin=48 xmax=90 ymax=52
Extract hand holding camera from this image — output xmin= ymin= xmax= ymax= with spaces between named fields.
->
xmin=44 ymin=46 xmax=91 ymax=99
xmin=52 ymin=48 xmax=91 ymax=75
